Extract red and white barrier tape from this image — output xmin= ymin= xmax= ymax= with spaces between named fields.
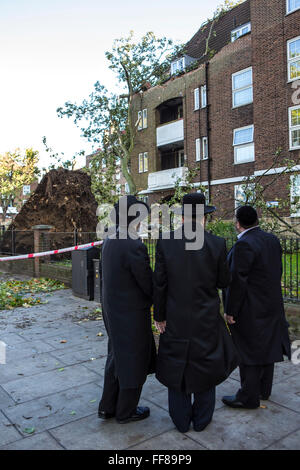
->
xmin=0 ymin=240 xmax=103 ymax=262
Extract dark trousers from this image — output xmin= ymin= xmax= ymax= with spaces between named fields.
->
xmin=237 ymin=363 xmax=275 ymax=408
xmin=168 ymin=386 xmax=216 ymax=433
xmin=99 ymin=340 xmax=142 ymax=421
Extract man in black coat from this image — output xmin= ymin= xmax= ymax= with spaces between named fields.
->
xmin=154 ymin=193 xmax=239 ymax=433
xmin=222 ymin=205 xmax=291 ymax=409
xmin=98 ymin=196 xmax=156 ymax=423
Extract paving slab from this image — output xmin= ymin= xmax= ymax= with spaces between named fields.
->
xmin=3 ymin=382 xmax=102 ymax=436
xmin=0 ymin=431 xmax=64 ymax=450
xmin=267 ymin=373 xmax=300 ymax=413
xmin=49 ymin=399 xmax=174 ymax=450
xmin=129 ymin=429 xmax=206 ymax=450
xmin=82 ymin=355 xmax=108 ymax=376
xmin=267 ymin=428 xmax=300 ymax=450
xmin=2 ymin=363 xmax=100 ymax=403
xmin=0 ymin=332 xmax=28 ymax=346
xmin=49 ymin=340 xmax=108 ymax=366
xmin=0 ymin=386 xmax=16 ymax=409
xmin=6 ymin=340 xmax=55 ymax=362
xmin=43 ymin=332 xmax=106 ymax=351
xmin=14 ymin=323 xmax=86 ymax=342
xmin=0 ymin=352 xmax=66 ymax=385
xmin=0 ymin=410 xmax=22 ymax=446
xmin=186 ymin=400 xmax=300 ymax=450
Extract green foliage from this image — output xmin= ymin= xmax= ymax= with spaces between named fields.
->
xmin=0 ymin=148 xmax=40 ymax=222
xmin=0 ymin=278 xmax=66 ymax=310
xmin=207 ymin=219 xmax=237 ymax=239
xmin=57 ymin=32 xmax=183 ymax=200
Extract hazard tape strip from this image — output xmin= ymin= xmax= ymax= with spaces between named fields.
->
xmin=0 ymin=240 xmax=103 ymax=262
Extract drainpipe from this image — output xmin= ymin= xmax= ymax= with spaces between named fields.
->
xmin=205 ymin=61 xmax=212 ymax=203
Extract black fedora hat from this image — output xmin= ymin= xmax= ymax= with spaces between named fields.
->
xmin=182 ymin=192 xmax=216 ymax=216
xmin=113 ymin=195 xmax=149 ymax=225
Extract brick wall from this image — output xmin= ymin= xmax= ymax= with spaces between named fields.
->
xmin=130 ymin=0 xmax=300 ymax=215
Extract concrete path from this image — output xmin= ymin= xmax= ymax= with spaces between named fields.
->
xmin=0 ymin=279 xmax=299 ymax=450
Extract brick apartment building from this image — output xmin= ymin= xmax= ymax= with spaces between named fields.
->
xmin=130 ymin=0 xmax=300 ymax=220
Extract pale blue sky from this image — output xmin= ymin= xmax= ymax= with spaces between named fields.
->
xmin=0 ymin=0 xmax=223 ymax=169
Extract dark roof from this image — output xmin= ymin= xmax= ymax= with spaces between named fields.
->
xmin=186 ymin=0 xmax=251 ymax=60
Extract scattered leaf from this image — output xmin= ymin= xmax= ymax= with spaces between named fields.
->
xmin=23 ymin=427 xmax=35 ymax=434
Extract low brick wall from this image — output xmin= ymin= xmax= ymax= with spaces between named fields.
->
xmin=0 ymin=260 xmax=72 ymax=287
xmin=40 ymin=263 xmax=72 ymax=287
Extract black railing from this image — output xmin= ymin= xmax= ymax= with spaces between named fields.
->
xmin=0 ymin=230 xmax=299 ymax=302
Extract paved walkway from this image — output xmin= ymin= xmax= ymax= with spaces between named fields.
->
xmin=0 ymin=277 xmax=299 ymax=450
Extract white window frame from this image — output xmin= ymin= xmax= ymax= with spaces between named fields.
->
xmin=201 ymin=85 xmax=207 ymax=108
xmin=194 ymin=88 xmax=200 ymax=110
xmin=23 ymin=185 xmax=31 ymax=195
xmin=178 ymin=149 xmax=185 ymax=167
xmin=289 ymin=105 xmax=300 ymax=149
xmin=138 ymin=152 xmax=148 ymax=173
xmin=142 ymin=108 xmax=148 ymax=129
xmin=286 ymin=0 xmax=300 ymax=14
xmin=137 ymin=111 xmax=143 ymax=130
xmin=171 ymin=57 xmax=186 ymax=75
xmin=233 ymin=125 xmax=255 ymax=164
xmin=231 ymin=22 xmax=251 ymax=42
xmin=196 ymin=138 xmax=201 ymax=161
xmin=202 ymin=137 xmax=208 ymax=160
xmin=232 ymin=67 xmax=253 ymax=108
xmin=287 ymin=36 xmax=300 ymax=82
xmin=290 ymin=174 xmax=300 ymax=216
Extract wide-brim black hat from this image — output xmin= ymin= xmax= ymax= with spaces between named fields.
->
xmin=182 ymin=192 xmax=216 ymax=216
xmin=113 ymin=195 xmax=149 ymax=225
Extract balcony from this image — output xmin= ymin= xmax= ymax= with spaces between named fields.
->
xmin=148 ymin=166 xmax=188 ymax=191
xmin=156 ymin=119 xmax=184 ymax=147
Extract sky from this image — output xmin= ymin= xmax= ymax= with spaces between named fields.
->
xmin=0 ymin=0 xmax=223 ymax=170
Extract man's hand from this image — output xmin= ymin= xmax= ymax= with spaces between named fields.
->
xmin=224 ymin=314 xmax=236 ymax=325
xmin=155 ymin=321 xmax=166 ymax=334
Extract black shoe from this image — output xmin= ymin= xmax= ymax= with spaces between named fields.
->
xmin=116 ymin=406 xmax=150 ymax=424
xmin=222 ymin=395 xmax=259 ymax=409
xmin=98 ymin=410 xmax=115 ymax=420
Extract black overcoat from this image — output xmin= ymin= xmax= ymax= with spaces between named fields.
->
xmin=224 ymin=227 xmax=291 ymax=365
xmin=101 ymin=234 xmax=156 ymax=389
xmin=154 ymin=227 xmax=239 ymax=394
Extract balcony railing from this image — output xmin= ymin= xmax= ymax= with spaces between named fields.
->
xmin=156 ymin=119 xmax=184 ymax=147
xmin=148 ymin=167 xmax=188 ymax=191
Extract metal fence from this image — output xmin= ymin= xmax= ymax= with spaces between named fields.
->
xmin=0 ymin=228 xmax=299 ymax=302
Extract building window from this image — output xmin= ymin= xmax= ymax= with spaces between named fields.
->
xmin=124 ymin=183 xmax=130 ymax=194
xmin=232 ymin=67 xmax=253 ymax=108
xmin=287 ymin=0 xmax=300 ymax=14
xmin=290 ymin=174 xmax=300 ymax=216
xmin=171 ymin=57 xmax=185 ymax=75
xmin=289 ymin=106 xmax=300 ymax=149
xmin=233 ymin=125 xmax=255 ymax=164
xmin=288 ymin=36 xmax=300 ymax=81
xmin=23 ymin=185 xmax=31 ymax=195
xmin=231 ymin=22 xmax=251 ymax=42
xmin=234 ymin=184 xmax=255 ymax=209
xmin=178 ymin=150 xmax=185 ymax=167
xmin=201 ymin=85 xmax=207 ymax=108
xmin=194 ymin=88 xmax=200 ymax=110
xmin=138 ymin=109 xmax=147 ymax=130
xmin=196 ymin=139 xmax=201 ymax=161
xmin=202 ymin=137 xmax=208 ymax=159
xmin=138 ymin=152 xmax=148 ymax=173
xmin=196 ymin=137 xmax=208 ymax=160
